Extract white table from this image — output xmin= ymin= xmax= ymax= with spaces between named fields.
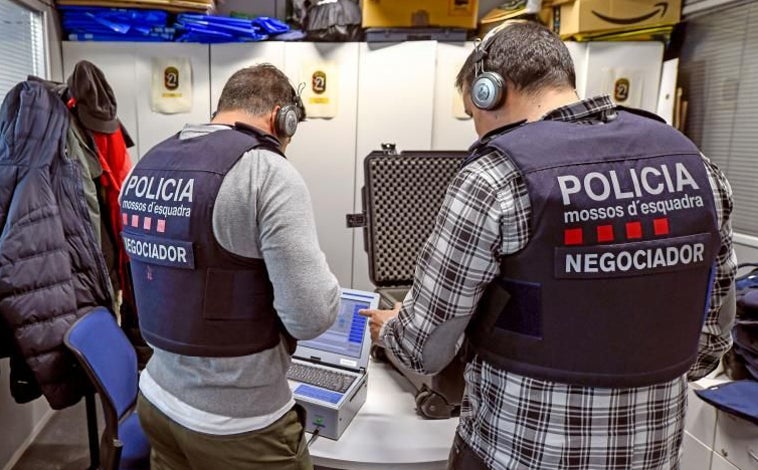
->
xmin=308 ymin=358 xmax=460 ymax=470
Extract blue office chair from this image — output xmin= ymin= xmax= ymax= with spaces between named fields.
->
xmin=65 ymin=307 xmax=151 ymax=470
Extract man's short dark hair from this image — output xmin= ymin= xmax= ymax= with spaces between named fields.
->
xmin=217 ymin=64 xmax=299 ymax=116
xmin=456 ymin=21 xmax=576 ymax=96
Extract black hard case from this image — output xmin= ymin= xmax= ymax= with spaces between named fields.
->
xmin=357 ymin=147 xmax=468 ymax=419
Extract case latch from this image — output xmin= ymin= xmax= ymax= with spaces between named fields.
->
xmin=381 ymin=142 xmax=397 ymax=155
xmin=346 ymin=213 xmax=367 ymax=228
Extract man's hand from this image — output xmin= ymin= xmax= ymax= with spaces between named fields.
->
xmin=359 ymin=302 xmax=401 ymax=343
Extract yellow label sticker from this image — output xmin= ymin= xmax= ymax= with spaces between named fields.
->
xmin=164 ymin=66 xmax=179 ymax=90
xmin=312 ymin=70 xmax=327 ymax=95
xmin=614 ymin=78 xmax=630 ymax=102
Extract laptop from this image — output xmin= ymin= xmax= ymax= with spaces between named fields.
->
xmin=287 ymin=288 xmax=380 ymax=440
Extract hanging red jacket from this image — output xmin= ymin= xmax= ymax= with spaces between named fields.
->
xmin=92 ymin=128 xmax=132 ymax=292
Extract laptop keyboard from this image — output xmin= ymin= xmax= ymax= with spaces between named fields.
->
xmin=294 ymin=384 xmax=343 ymax=404
xmin=287 ymin=362 xmax=356 ymax=393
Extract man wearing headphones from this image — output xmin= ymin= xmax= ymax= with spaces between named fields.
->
xmin=360 ymin=21 xmax=736 ymax=470
xmin=121 ymin=64 xmax=340 ymax=469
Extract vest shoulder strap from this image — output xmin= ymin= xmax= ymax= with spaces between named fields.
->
xmin=615 ymin=105 xmax=667 ymax=123
xmin=232 ymin=122 xmax=285 ymax=157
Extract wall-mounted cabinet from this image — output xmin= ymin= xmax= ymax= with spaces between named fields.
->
xmin=566 ymin=41 xmax=663 ymax=113
xmin=283 ymin=42 xmax=360 ymax=290
xmin=208 ymin=42 xmax=359 ymax=287
xmin=433 ymin=42 xmax=477 ymax=150
xmin=63 ymin=40 xmax=481 ymax=288
xmin=62 ymin=40 xmax=664 ymax=290
xmin=351 ymin=41 xmax=438 ymax=291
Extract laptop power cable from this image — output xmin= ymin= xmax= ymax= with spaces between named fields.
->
xmin=307 ymin=427 xmax=321 ymax=447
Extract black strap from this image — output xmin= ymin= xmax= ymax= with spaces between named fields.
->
xmin=463 ymin=119 xmax=528 ymax=168
xmin=616 ymin=105 xmax=667 ymax=123
xmin=232 ymin=122 xmax=285 ymax=157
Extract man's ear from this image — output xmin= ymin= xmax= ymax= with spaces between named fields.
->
xmin=269 ymin=105 xmax=281 ymax=137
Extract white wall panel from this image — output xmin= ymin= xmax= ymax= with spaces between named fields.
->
xmin=64 ymin=40 xmax=668 ymax=291
xmin=567 ymin=41 xmax=663 ymax=113
xmin=433 ymin=42 xmax=478 ymax=151
xmin=352 ymin=41 xmax=437 ymax=290
xmin=283 ymin=42 xmax=359 ymax=287
xmin=134 ymin=43 xmax=211 ymax=158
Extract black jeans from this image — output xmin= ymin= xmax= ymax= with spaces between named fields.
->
xmin=447 ymin=433 xmax=490 ymax=470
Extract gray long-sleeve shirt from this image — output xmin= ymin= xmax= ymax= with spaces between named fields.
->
xmin=137 ymin=124 xmax=340 ymax=423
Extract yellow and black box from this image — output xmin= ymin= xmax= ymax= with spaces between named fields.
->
xmin=361 ymin=0 xmax=479 ymax=29
xmin=550 ymin=0 xmax=681 ymax=38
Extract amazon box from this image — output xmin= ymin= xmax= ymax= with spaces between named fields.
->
xmin=362 ymin=0 xmax=479 ymax=29
xmin=553 ymin=0 xmax=681 ymax=38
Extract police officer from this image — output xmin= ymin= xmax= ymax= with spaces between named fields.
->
xmin=360 ymin=21 xmax=736 ymax=470
xmin=122 ymin=64 xmax=340 ymax=470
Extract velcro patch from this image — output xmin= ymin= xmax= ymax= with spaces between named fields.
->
xmin=122 ymin=232 xmax=195 ymax=269
xmin=555 ymin=233 xmax=712 ymax=279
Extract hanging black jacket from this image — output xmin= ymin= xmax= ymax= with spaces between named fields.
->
xmin=0 ymin=81 xmax=113 ymax=409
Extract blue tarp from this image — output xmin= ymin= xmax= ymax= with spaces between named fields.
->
xmin=696 ymin=380 xmax=758 ymax=426
xmin=59 ymin=7 xmax=293 ymax=43
xmin=60 ymin=6 xmax=172 ymax=41
xmin=174 ymin=14 xmax=291 ymax=43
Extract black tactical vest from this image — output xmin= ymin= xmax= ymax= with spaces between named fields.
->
xmin=121 ymin=125 xmax=295 ymax=357
xmin=467 ymin=110 xmax=720 ymax=387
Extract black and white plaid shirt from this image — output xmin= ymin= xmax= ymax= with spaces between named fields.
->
xmin=380 ymin=95 xmax=737 ymax=470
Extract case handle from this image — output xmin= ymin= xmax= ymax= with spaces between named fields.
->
xmin=346 ymin=213 xmax=366 ymax=228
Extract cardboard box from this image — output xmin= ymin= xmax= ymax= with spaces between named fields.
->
xmin=362 ymin=0 xmax=479 ymax=29
xmin=552 ymin=0 xmax=681 ymax=38
xmin=539 ymin=1 xmax=556 ymax=34
xmin=478 ymin=0 xmax=542 ymax=36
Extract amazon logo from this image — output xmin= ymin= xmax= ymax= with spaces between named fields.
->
xmin=592 ymin=2 xmax=669 ymax=25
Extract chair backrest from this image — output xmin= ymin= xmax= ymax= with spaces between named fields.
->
xmin=65 ymin=307 xmax=138 ymax=420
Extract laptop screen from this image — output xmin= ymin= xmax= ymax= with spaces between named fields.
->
xmin=298 ymin=291 xmax=374 ymax=359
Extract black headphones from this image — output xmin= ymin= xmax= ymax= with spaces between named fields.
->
xmin=274 ymin=83 xmax=306 ymax=139
xmin=471 ymin=37 xmax=505 ymax=110
xmin=471 ymin=22 xmax=523 ymax=111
